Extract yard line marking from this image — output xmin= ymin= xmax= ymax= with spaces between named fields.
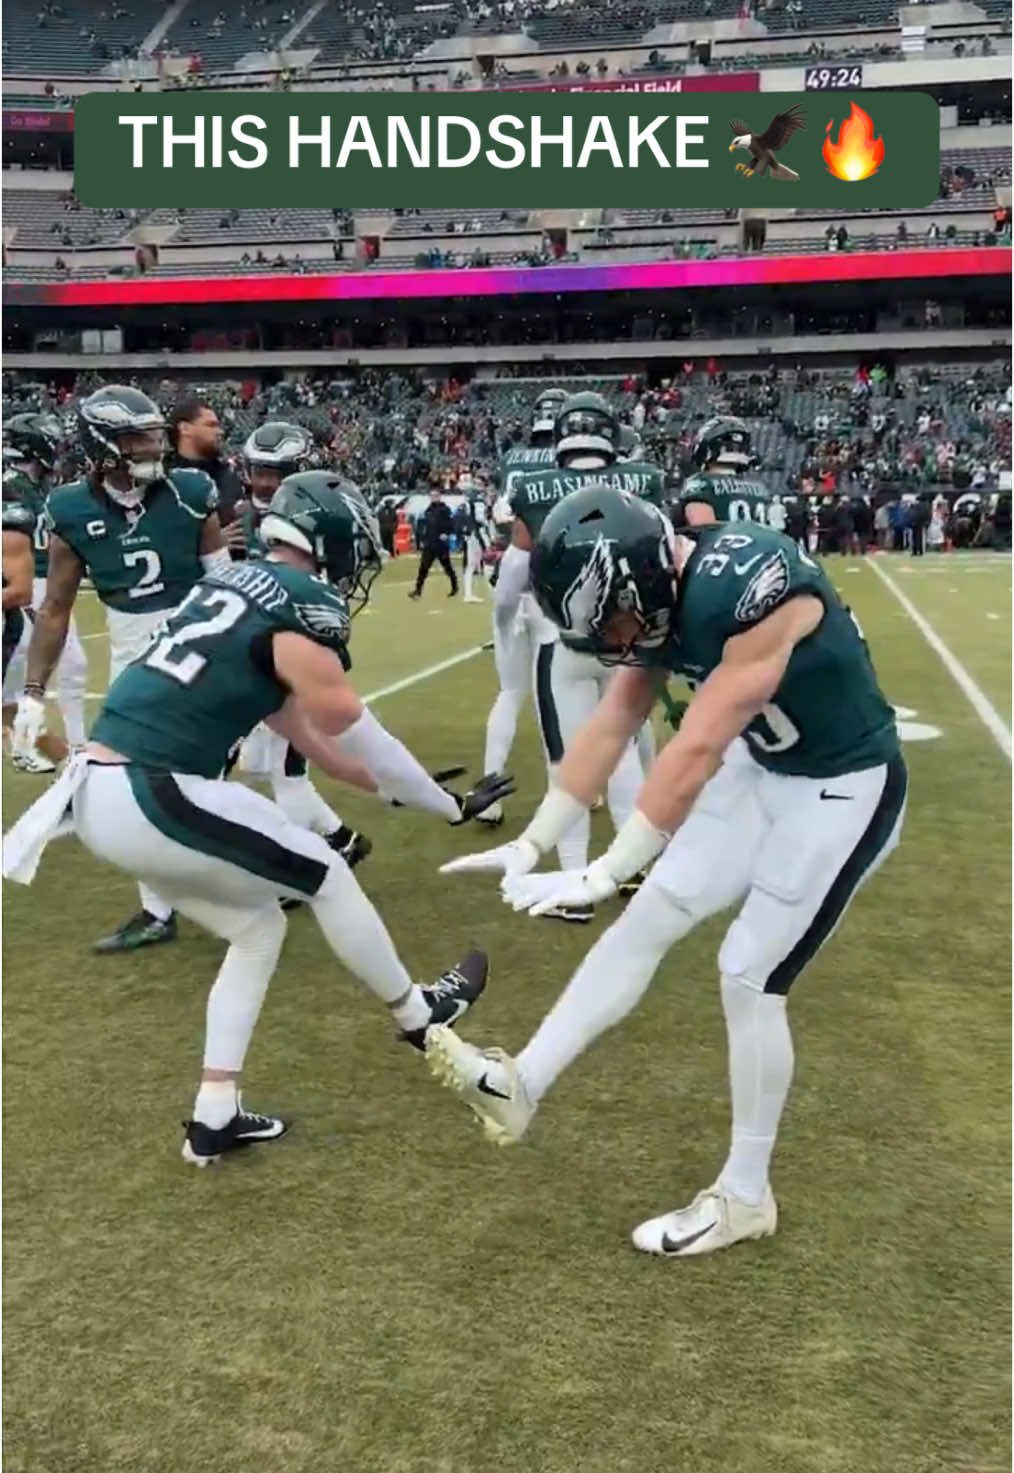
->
xmin=362 ymin=645 xmax=489 ymax=705
xmin=80 ymin=631 xmax=107 ymax=641
xmin=869 ymin=558 xmax=1012 ymax=762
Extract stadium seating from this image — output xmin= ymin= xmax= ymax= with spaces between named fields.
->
xmin=3 ymin=190 xmax=139 ymax=248
xmin=3 ymin=1 xmax=163 ymax=74
xmin=160 ymin=0 xmax=299 ymax=71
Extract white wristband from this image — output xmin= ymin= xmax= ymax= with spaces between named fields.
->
xmin=520 ymin=784 xmax=588 ymax=856
xmin=201 ymin=548 xmax=232 ymax=576
xmin=594 ymin=810 xmax=670 ymax=886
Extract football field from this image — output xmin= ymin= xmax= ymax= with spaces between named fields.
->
xmin=3 ymin=551 xmax=1011 ymax=1473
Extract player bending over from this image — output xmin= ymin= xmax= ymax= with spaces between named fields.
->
xmin=5 ymin=475 xmax=511 ymax=1166
xmin=431 ymin=487 xmax=906 ymax=1256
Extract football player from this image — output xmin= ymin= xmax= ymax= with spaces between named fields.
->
xmin=2 ymin=500 xmax=35 ymax=681
xmin=12 ymin=384 xmax=227 ymax=953
xmin=5 ymin=475 xmax=510 ymax=1166
xmin=432 ymin=488 xmax=906 ymax=1256
xmin=491 ymin=391 xmax=665 ymax=917
xmin=232 ymin=432 xmax=376 ymax=881
xmin=679 ymin=416 xmax=771 ymax=526
xmin=3 ymin=411 xmax=88 ymax=768
xmin=477 ymin=388 xmax=569 ymax=823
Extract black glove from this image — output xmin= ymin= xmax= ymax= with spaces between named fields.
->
xmin=390 ymin=765 xmax=468 ymax=809
xmin=449 ymin=771 xmax=516 ymax=824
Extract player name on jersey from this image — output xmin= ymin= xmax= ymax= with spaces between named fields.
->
xmin=680 ymin=472 xmax=773 ymax=523
xmin=512 ymin=461 xmax=666 ymax=537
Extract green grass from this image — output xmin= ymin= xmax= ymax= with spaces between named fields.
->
xmin=3 ymin=552 xmax=1011 ymax=1473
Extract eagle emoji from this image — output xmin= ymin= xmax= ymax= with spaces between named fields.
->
xmin=729 ymin=104 xmax=807 ymax=180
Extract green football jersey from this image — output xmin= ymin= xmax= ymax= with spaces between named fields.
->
xmin=680 ymin=472 xmax=772 ymax=525
xmin=497 ymin=445 xmax=557 ymax=499
xmin=92 ymin=559 xmax=350 ymax=779
xmin=3 ymin=467 xmax=50 ymax=578
xmin=45 ymin=469 xmax=217 ymax=612
xmin=511 ymin=461 xmax=666 ymax=540
xmin=670 ymin=524 xmax=898 ymax=778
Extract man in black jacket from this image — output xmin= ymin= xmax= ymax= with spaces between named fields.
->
xmin=167 ymin=396 xmax=244 ymax=530
xmin=409 ymin=488 xmax=458 ymax=598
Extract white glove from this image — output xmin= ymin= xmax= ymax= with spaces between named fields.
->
xmin=12 ymin=694 xmax=46 ymax=756
xmin=439 ymin=837 xmax=539 ymax=877
xmin=502 ymin=861 xmax=618 ymax=915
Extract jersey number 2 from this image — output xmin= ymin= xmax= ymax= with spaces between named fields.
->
xmin=146 ymin=588 xmax=246 ymax=686
xmin=124 ymin=548 xmax=165 ymax=599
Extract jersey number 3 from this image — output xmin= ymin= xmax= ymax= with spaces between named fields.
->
xmin=146 ymin=587 xmax=246 ymax=686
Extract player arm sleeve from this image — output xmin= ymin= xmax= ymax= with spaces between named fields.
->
xmin=337 ymin=708 xmax=461 ymax=821
xmin=493 ymin=543 xmax=530 ymax=641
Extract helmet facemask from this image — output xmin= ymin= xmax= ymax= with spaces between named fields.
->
xmin=94 ymin=426 xmax=167 ymax=507
xmin=555 ymin=405 xmax=619 ymax=469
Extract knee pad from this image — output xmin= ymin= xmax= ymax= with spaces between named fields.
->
xmin=622 ymin=875 xmax=701 ymax=951
xmin=718 ymin=906 xmax=797 ymax=993
xmin=231 ymin=901 xmax=287 ymax=961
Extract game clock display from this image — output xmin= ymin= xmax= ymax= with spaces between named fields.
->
xmin=805 ymin=64 xmax=864 ymax=89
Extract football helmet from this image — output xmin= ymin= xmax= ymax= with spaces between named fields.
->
xmin=530 ymin=486 xmax=677 ymax=665
xmin=3 ymin=412 xmax=62 ymax=472
xmin=554 ymin=391 xmax=620 ymax=468
xmin=692 ymin=416 xmax=752 ymax=471
xmin=531 ymin=387 xmax=569 ymax=444
xmin=77 ymin=385 xmax=166 ymax=505
xmin=262 ymin=471 xmax=383 ymax=614
xmin=242 ymin=421 xmax=313 ymax=511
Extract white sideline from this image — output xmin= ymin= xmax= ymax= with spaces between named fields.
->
xmin=869 ymin=557 xmax=1012 ymax=762
xmin=63 ymin=641 xmax=492 ymax=706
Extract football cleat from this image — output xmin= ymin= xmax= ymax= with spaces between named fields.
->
xmin=281 ymin=826 xmax=372 ymax=911
xmin=631 ymin=1184 xmax=777 ymax=1257
xmin=539 ymin=901 xmax=594 ymax=924
xmin=401 ymin=947 xmax=488 ymax=1052
xmin=182 ymin=1102 xmax=288 ymax=1167
xmin=93 ymin=909 xmax=177 ymax=953
xmin=475 ymin=800 xmax=504 ymax=827
xmin=11 ymin=747 xmax=57 ymax=774
xmin=618 ymin=871 xmax=646 ymax=898
xmin=425 ymin=1027 xmax=534 ymax=1146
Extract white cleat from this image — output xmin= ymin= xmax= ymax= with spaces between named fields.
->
xmin=463 ymin=595 xmax=484 ymax=604
xmin=475 ymin=800 xmax=503 ymax=826
xmin=11 ymin=747 xmax=56 ymax=774
xmin=424 ymin=1025 xmax=534 ymax=1146
xmin=632 ymin=1183 xmax=777 ymax=1257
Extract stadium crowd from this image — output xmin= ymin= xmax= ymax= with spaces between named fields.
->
xmin=4 ymin=363 xmax=1010 ymax=545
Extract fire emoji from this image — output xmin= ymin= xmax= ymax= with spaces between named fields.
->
xmin=823 ymin=103 xmax=885 ymax=182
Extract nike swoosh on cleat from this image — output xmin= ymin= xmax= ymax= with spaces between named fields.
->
xmin=660 ymin=1221 xmax=717 ymax=1254
xmin=477 ymin=1074 xmax=512 ymax=1100
xmin=819 ymin=790 xmax=853 ymax=801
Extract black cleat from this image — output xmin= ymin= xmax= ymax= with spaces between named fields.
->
xmin=281 ymin=826 xmax=373 ymax=911
xmin=540 ymin=901 xmax=595 ymax=924
xmin=448 ymin=586 xmax=458 ymax=598
xmin=182 ymin=1104 xmax=288 ymax=1167
xmin=618 ymin=871 xmax=646 ymax=898
xmin=328 ymin=824 xmax=372 ymax=870
xmin=408 ymin=589 xmax=421 ymax=600
xmin=402 ymin=947 xmax=488 ymax=1052
xmin=93 ymin=909 xmax=177 ymax=953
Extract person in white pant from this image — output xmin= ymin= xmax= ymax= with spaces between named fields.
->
xmin=3 ymin=475 xmax=511 ymax=1165
xmin=477 ymin=390 xmax=566 ymax=826
xmin=229 ymin=426 xmax=378 ymax=881
xmin=12 ymin=384 xmax=227 ymax=955
xmin=433 ymin=488 xmax=906 ymax=1257
xmin=462 ymin=486 xmax=491 ymax=604
xmin=2 ymin=411 xmax=87 ymax=769
xmin=490 ymin=389 xmax=664 ymax=920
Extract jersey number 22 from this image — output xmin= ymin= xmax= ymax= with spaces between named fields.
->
xmin=146 ymin=587 xmax=246 ymax=685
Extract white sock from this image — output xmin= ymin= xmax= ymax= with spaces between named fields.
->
xmin=203 ymin=905 xmax=287 ymax=1073
xmin=464 ymin=568 xmax=475 ymax=599
xmin=308 ymin=857 xmax=428 ymax=1025
xmin=555 ymin=809 xmax=590 ymax=873
xmin=716 ymin=975 xmax=794 ymax=1206
xmin=138 ymin=883 xmax=173 ymax=922
xmin=270 ymin=774 xmax=342 ymax=835
xmin=636 ymin=720 xmax=656 ymax=776
xmin=517 ymin=884 xmax=696 ymax=1102
xmin=483 ymin=687 xmax=524 ymax=775
xmin=605 ymin=739 xmax=643 ymax=834
xmin=193 ymin=1078 xmax=239 ymax=1129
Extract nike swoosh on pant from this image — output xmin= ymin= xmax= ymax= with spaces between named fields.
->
xmin=660 ymin=1221 xmax=718 ymax=1254
xmin=819 ymin=790 xmax=854 ymax=801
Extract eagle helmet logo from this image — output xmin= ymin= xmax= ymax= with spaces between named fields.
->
xmin=559 ymin=534 xmax=616 ymax=638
